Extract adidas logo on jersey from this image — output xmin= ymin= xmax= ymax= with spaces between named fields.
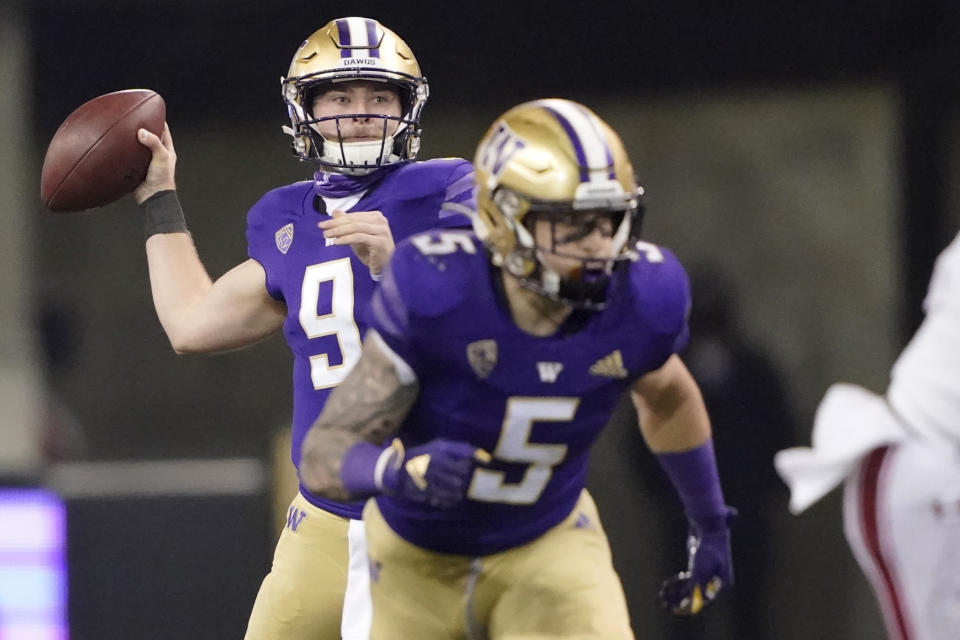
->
xmin=589 ymin=350 xmax=628 ymax=378
xmin=537 ymin=362 xmax=564 ymax=383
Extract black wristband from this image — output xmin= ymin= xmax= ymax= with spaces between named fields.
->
xmin=140 ymin=190 xmax=188 ymax=240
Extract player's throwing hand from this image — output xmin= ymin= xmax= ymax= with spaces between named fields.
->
xmin=133 ymin=124 xmax=176 ymax=204
xmin=660 ymin=507 xmax=736 ymax=615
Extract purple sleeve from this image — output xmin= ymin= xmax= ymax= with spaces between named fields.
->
xmin=366 ymin=231 xmax=473 ymax=372
xmin=437 ymin=160 xmax=474 ymax=229
xmin=655 ymin=440 xmax=729 ymax=531
xmin=629 ymin=247 xmax=692 ymax=366
xmin=245 ymin=193 xmax=284 ymax=300
xmin=340 ymin=441 xmax=387 ymax=497
xmin=366 ymin=242 xmax=421 ymax=371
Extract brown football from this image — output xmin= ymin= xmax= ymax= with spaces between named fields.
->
xmin=40 ymin=89 xmax=165 ymax=212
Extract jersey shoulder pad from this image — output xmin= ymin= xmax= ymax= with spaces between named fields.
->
xmin=386 ymin=229 xmax=481 ymax=318
xmin=381 ymin=158 xmax=473 ymax=200
xmin=626 ymin=242 xmax=691 ymax=336
xmin=245 ymin=181 xmax=312 ymax=231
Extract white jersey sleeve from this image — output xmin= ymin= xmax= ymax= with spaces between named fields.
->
xmin=775 ymin=230 xmax=960 ymax=514
xmin=774 ymin=383 xmax=910 ymax=514
xmin=887 ymin=231 xmax=960 ymax=447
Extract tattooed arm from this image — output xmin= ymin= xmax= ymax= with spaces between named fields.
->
xmin=299 ymin=330 xmax=420 ymax=501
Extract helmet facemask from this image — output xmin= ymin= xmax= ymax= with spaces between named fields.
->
xmin=284 ymin=76 xmax=426 ymax=176
xmin=491 ymin=187 xmax=644 ymax=310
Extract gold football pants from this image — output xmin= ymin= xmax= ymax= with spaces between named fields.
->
xmin=364 ymin=489 xmax=634 ymax=639
xmin=245 ymin=491 xmax=371 ymax=640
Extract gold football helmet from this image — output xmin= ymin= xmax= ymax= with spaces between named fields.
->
xmin=282 ymin=17 xmax=428 ymax=174
xmin=473 ymin=99 xmax=644 ymax=308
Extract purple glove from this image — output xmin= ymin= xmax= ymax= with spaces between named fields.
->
xmin=660 ymin=508 xmax=736 ymax=615
xmin=340 ymin=438 xmax=490 ymax=508
xmin=655 ymin=441 xmax=734 ymax=616
xmin=379 ymin=438 xmax=489 ymax=508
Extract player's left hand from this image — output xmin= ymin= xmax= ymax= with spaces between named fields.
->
xmin=660 ymin=507 xmax=736 ymax=616
xmin=318 ymin=210 xmax=395 ymax=277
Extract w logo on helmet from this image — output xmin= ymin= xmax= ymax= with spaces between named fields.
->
xmin=477 ymin=123 xmax=525 ymax=178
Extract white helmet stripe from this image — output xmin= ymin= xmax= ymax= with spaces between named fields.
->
xmin=337 ymin=17 xmax=380 ymax=56
xmin=347 ymin=18 xmax=369 ymax=49
xmin=538 ymin=99 xmax=614 ymax=182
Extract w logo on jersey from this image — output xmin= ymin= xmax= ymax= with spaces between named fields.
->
xmin=286 ymin=506 xmax=307 ymax=532
xmin=536 ymin=362 xmax=564 ymax=383
xmin=477 ymin=122 xmax=525 ymax=178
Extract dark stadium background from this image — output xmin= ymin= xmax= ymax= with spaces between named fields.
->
xmin=3 ymin=0 xmax=959 ymax=637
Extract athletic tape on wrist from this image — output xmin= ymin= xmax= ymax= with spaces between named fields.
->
xmin=141 ymin=190 xmax=188 ymax=240
xmin=374 ymin=439 xmax=405 ymax=490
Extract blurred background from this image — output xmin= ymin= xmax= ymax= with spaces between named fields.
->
xmin=2 ymin=0 xmax=960 ymax=637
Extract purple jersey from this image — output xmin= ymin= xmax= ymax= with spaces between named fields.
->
xmin=246 ymin=159 xmax=473 ymax=518
xmin=368 ymin=230 xmax=690 ymax=555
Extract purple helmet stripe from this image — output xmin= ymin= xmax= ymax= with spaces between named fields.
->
xmin=336 ymin=20 xmax=351 ymax=58
xmin=541 ymin=105 xmax=590 ymax=183
xmin=365 ymin=19 xmax=380 ymax=58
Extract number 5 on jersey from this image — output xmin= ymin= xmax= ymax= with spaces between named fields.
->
xmin=468 ymin=397 xmax=577 ymax=505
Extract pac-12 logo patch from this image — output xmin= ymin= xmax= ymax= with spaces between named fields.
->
xmin=275 ymin=223 xmax=294 ymax=254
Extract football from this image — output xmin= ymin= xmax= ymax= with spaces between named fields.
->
xmin=40 ymin=89 xmax=165 ymax=212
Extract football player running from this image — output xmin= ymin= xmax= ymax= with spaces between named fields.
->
xmin=132 ymin=17 xmax=473 ymax=640
xmin=299 ymin=99 xmax=735 ymax=639
xmin=776 ymin=230 xmax=960 ymax=640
